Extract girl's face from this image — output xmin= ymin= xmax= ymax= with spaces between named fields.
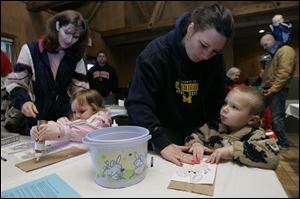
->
xmin=58 ymin=23 xmax=80 ymax=49
xmin=184 ymin=24 xmax=227 ymax=62
xmin=71 ymin=100 xmax=95 ymax=120
xmin=220 ymin=91 xmax=255 ymax=131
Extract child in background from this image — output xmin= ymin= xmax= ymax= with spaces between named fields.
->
xmin=269 ymin=14 xmax=292 ymax=44
xmin=31 ymin=89 xmax=112 ymax=142
xmin=185 ymin=86 xmax=280 ymax=170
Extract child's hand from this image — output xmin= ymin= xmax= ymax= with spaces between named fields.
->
xmin=206 ymin=146 xmax=234 ymax=164
xmin=33 ymin=124 xmax=61 ymax=141
xmin=30 ymin=126 xmax=39 ymax=141
xmin=188 ymin=143 xmax=213 ymax=163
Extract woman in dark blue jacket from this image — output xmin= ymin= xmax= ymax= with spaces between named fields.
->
xmin=5 ymin=10 xmax=89 ymax=134
xmin=125 ymin=4 xmax=234 ymax=166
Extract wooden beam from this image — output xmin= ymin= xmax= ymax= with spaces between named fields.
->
xmin=101 ymin=17 xmax=175 ymax=38
xmin=231 ymin=1 xmax=299 ymax=17
xmin=136 ymin=2 xmax=151 ymax=21
xmin=86 ymin=1 xmax=103 ymax=24
xmin=148 ymin=1 xmax=166 ymax=28
xmin=26 ymin=1 xmax=82 ymax=12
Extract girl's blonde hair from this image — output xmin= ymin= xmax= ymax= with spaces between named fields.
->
xmin=71 ymin=89 xmax=107 ymax=113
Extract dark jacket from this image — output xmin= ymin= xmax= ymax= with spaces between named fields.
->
xmin=125 ymin=13 xmax=227 ymax=151
xmin=87 ymin=63 xmax=118 ymax=97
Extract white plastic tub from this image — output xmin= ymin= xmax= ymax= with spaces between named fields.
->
xmin=83 ymin=126 xmax=151 ymax=189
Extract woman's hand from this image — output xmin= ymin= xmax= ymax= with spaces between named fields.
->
xmin=21 ymin=101 xmax=38 ymax=118
xmin=160 ymin=144 xmax=194 ymax=166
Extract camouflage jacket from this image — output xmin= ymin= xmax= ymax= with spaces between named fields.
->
xmin=185 ymin=121 xmax=280 ymax=170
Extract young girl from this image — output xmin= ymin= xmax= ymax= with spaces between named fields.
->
xmin=185 ymin=86 xmax=280 ymax=170
xmin=31 ymin=89 xmax=112 ymax=142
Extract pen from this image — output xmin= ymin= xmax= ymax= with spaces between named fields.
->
xmin=1 ymin=156 xmax=7 ymax=161
xmin=150 ymin=156 xmax=154 ymax=167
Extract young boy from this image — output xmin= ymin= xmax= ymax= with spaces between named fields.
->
xmin=269 ymin=14 xmax=292 ymax=44
xmin=185 ymin=86 xmax=280 ymax=170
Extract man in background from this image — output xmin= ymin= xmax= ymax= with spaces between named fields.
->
xmin=87 ymin=51 xmax=118 ymax=105
xmin=260 ymin=32 xmax=296 ymax=150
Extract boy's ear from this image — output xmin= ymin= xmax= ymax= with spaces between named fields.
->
xmin=55 ymin=21 xmax=60 ymax=31
xmin=247 ymin=115 xmax=261 ymax=126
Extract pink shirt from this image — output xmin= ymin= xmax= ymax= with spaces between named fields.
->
xmin=48 ymin=111 xmax=111 ymax=142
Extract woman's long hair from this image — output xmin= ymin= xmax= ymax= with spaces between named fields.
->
xmin=43 ymin=10 xmax=89 ymax=60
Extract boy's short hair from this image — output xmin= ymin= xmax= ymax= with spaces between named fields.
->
xmin=231 ymin=86 xmax=266 ymax=118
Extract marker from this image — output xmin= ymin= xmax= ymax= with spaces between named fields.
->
xmin=1 ymin=156 xmax=7 ymax=161
xmin=150 ymin=156 xmax=154 ymax=167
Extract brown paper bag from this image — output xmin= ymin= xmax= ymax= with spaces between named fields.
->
xmin=168 ymin=180 xmax=215 ymax=196
xmin=15 ymin=146 xmax=87 ymax=172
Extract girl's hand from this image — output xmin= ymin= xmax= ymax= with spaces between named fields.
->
xmin=33 ymin=124 xmax=61 ymax=141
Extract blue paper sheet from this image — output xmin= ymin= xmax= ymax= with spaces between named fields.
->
xmin=1 ymin=173 xmax=80 ymax=198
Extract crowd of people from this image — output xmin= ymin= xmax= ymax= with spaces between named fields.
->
xmin=2 ymin=5 xmax=297 ymax=170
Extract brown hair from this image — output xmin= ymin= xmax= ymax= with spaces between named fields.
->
xmin=43 ymin=10 xmax=89 ymax=60
xmin=185 ymin=4 xmax=234 ymax=38
xmin=71 ymin=89 xmax=107 ymax=113
xmin=231 ymin=86 xmax=266 ymax=118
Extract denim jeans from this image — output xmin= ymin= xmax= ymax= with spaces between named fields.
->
xmin=268 ymin=87 xmax=289 ymax=147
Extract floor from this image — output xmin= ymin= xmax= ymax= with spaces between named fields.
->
xmin=275 ymin=131 xmax=299 ymax=198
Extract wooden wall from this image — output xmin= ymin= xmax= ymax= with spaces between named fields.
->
xmin=234 ymin=31 xmax=299 ymax=82
xmin=1 ymin=1 xmax=299 ymax=87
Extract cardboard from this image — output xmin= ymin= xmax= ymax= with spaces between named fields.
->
xmin=168 ymin=180 xmax=215 ymax=196
xmin=168 ymin=179 xmax=215 ymax=196
xmin=15 ymin=146 xmax=87 ymax=172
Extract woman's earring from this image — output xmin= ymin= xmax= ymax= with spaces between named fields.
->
xmin=55 ymin=21 xmax=60 ymax=31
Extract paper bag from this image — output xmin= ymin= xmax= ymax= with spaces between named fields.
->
xmin=15 ymin=146 xmax=87 ymax=172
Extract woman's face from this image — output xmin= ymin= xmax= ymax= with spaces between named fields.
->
xmin=231 ymin=72 xmax=241 ymax=82
xmin=58 ymin=23 xmax=80 ymax=49
xmin=184 ymin=24 xmax=227 ymax=62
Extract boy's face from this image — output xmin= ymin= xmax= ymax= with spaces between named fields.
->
xmin=71 ymin=100 xmax=95 ymax=120
xmin=220 ymin=90 xmax=255 ymax=131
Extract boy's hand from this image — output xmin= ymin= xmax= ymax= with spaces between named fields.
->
xmin=206 ymin=146 xmax=234 ymax=164
xmin=188 ymin=143 xmax=213 ymax=163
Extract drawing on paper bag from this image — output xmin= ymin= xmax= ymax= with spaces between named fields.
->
xmin=172 ymin=158 xmax=217 ymax=184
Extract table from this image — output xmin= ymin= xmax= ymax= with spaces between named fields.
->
xmin=285 ymin=103 xmax=299 ymax=119
xmin=1 ymin=138 xmax=288 ymax=198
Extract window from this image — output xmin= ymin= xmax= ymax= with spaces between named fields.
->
xmin=1 ymin=37 xmax=14 ymax=64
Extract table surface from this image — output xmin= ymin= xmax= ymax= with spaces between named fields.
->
xmin=1 ymin=137 xmax=288 ymax=198
xmin=285 ymin=103 xmax=299 ymax=119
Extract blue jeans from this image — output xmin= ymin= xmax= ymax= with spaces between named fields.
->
xmin=268 ymin=88 xmax=289 ymax=147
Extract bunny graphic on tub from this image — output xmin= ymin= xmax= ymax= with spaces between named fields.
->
xmin=133 ymin=152 xmax=146 ymax=175
xmin=103 ymin=155 xmax=125 ymax=180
